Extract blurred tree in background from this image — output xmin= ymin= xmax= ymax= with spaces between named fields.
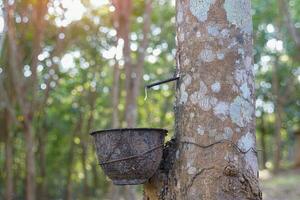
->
xmin=0 ymin=0 xmax=299 ymax=199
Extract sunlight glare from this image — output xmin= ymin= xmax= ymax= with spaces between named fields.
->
xmin=53 ymin=0 xmax=86 ymax=27
xmin=90 ymin=0 xmax=109 ymax=7
xmin=60 ymin=51 xmax=80 ymax=72
xmin=0 ymin=16 xmax=4 ymax=33
xmin=266 ymin=38 xmax=283 ymax=52
xmin=266 ymin=24 xmax=275 ymax=33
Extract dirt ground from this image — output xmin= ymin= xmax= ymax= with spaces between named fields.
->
xmin=260 ymin=169 xmax=300 ymax=200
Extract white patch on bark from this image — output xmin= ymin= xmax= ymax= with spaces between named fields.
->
xmin=207 ymin=24 xmax=220 ymax=36
xmin=190 ymin=112 xmax=195 ymax=119
xmin=228 ymin=40 xmax=238 ymax=49
xmin=221 ymin=29 xmax=230 ymax=38
xmin=196 ymin=31 xmax=202 ymax=38
xmin=229 ymin=96 xmax=253 ymax=127
xmin=181 ymin=136 xmax=196 ymax=143
xmin=238 ymin=48 xmax=245 ymax=58
xmin=177 ymin=2 xmax=184 ymax=24
xmin=238 ymin=132 xmax=259 ymax=175
xmin=176 ymin=150 xmax=180 ymax=159
xmin=187 ymin=166 xmax=197 ymax=175
xmin=180 ymin=74 xmax=192 ymax=104
xmin=223 ymin=127 xmax=233 ymax=139
xmin=197 ymin=125 xmax=205 ymax=135
xmin=217 ymin=52 xmax=225 ymax=60
xmin=234 ymin=68 xmax=247 ymax=86
xmin=189 ymin=0 xmax=216 ymax=22
xmin=199 ymin=80 xmax=208 ymax=94
xmin=244 ymin=56 xmax=252 ymax=70
xmin=240 ymin=83 xmax=251 ymax=99
xmin=211 ymin=82 xmax=221 ymax=93
xmin=179 ymin=32 xmax=185 ymax=42
xmin=184 ymin=59 xmax=190 ymax=66
xmin=213 ymin=101 xmax=229 ymax=121
xmin=215 ymin=127 xmax=233 ymax=141
xmin=190 ymin=81 xmax=217 ymax=111
xmin=200 ymin=49 xmax=216 ymax=62
xmin=198 ymin=96 xmax=211 ymax=111
xmin=232 ymin=84 xmax=239 ymax=93
xmin=223 ymin=0 xmax=253 ymax=34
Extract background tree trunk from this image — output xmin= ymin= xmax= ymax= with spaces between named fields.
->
xmin=24 ymin=121 xmax=36 ymax=200
xmin=4 ymin=1 xmax=48 ymax=199
xmin=260 ymin=115 xmax=268 ymax=169
xmin=107 ymin=40 xmax=122 ymax=200
xmin=37 ymin=127 xmax=48 ymax=200
xmin=107 ymin=1 xmax=133 ymax=198
xmin=4 ymin=110 xmax=14 ymax=200
xmin=81 ymin=90 xmax=97 ymax=199
xmin=65 ymin=113 xmax=83 ymax=200
xmin=272 ymin=62 xmax=283 ymax=173
xmin=144 ymin=0 xmax=261 ymax=199
xmin=108 ymin=0 xmax=152 ymax=199
xmin=294 ymin=130 xmax=300 ymax=167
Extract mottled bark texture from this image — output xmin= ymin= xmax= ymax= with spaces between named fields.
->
xmin=144 ymin=0 xmax=261 ymax=199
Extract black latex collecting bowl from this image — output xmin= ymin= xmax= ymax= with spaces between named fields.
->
xmin=90 ymin=128 xmax=167 ymax=185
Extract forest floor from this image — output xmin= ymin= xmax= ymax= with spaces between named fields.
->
xmin=260 ymin=168 xmax=300 ymax=200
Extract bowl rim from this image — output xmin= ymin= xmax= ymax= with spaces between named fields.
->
xmin=90 ymin=128 xmax=168 ymax=136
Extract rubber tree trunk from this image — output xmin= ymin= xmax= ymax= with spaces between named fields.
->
xmin=144 ymin=0 xmax=261 ymax=199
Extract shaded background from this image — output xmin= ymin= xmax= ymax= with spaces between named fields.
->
xmin=0 ymin=0 xmax=299 ymax=199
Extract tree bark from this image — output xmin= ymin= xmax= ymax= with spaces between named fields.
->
xmin=108 ymin=38 xmax=122 ymax=200
xmin=36 ymin=125 xmax=48 ymax=200
xmin=0 ymin=4 xmax=6 ymax=56
xmin=295 ymin=131 xmax=300 ymax=168
xmin=81 ymin=91 xmax=97 ymax=199
xmin=65 ymin=113 xmax=83 ymax=200
xmin=81 ymin=141 xmax=89 ymax=198
xmin=260 ymin=115 xmax=267 ymax=169
xmin=65 ymin=139 xmax=75 ymax=200
xmin=272 ymin=61 xmax=283 ymax=173
xmin=109 ymin=0 xmax=152 ymax=198
xmin=107 ymin=0 xmax=129 ymax=200
xmin=24 ymin=121 xmax=36 ymax=200
xmin=29 ymin=0 xmax=49 ymax=114
xmin=112 ymin=60 xmax=121 ymax=128
xmin=4 ymin=1 xmax=48 ymax=199
xmin=144 ymin=0 xmax=261 ymax=199
xmin=124 ymin=0 xmax=152 ymax=128
xmin=273 ymin=104 xmax=283 ymax=173
xmin=4 ymin=110 xmax=14 ymax=200
xmin=277 ymin=0 xmax=300 ymax=48
xmin=123 ymin=0 xmax=152 ymax=198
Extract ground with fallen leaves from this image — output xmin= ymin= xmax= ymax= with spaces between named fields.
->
xmin=260 ymin=169 xmax=300 ymax=200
